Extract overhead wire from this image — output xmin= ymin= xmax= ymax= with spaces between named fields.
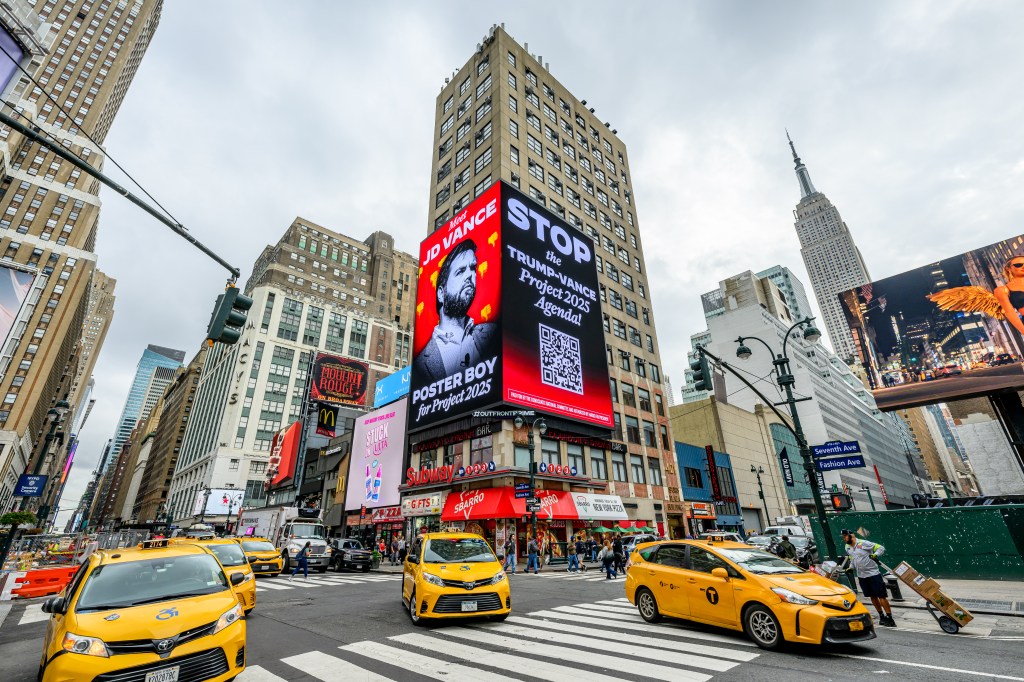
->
xmin=0 ymin=40 xmax=184 ymax=228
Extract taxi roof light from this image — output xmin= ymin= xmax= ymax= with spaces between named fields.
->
xmin=140 ymin=538 xmax=170 ymax=550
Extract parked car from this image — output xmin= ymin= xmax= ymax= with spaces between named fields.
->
xmin=330 ymin=538 xmax=372 ymax=573
xmin=790 ymin=536 xmax=819 ymax=568
xmin=620 ymin=534 xmax=662 ymax=555
xmin=991 ymin=353 xmax=1017 ymax=366
xmin=698 ymin=532 xmax=745 ymax=543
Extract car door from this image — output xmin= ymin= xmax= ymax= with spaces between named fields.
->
xmin=639 ymin=544 xmax=690 ymax=617
xmin=683 ymin=545 xmax=738 ymax=625
xmin=403 ymin=539 xmax=421 ymax=602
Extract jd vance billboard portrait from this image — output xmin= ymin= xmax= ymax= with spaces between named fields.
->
xmin=409 ymin=181 xmax=612 ymax=431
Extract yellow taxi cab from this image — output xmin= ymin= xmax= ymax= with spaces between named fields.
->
xmin=38 ymin=539 xmax=246 ymax=682
xmin=234 ymin=537 xmax=284 ymax=577
xmin=402 ymin=532 xmax=510 ymax=625
xmin=625 ymin=538 xmax=875 ymax=649
xmin=180 ymin=538 xmax=257 ymax=615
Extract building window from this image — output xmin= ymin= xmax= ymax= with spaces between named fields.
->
xmin=625 ymin=416 xmax=641 ymax=444
xmin=348 ymin=319 xmax=368 ymax=358
xmin=621 ymin=383 xmax=635 ymax=408
xmin=591 ymin=450 xmax=608 ymax=480
xmin=609 ymin=378 xmax=618 ymax=403
xmin=642 ymin=420 xmax=657 ymax=448
xmin=611 ymin=452 xmax=627 ymax=482
xmin=630 ymin=455 xmax=646 ymax=484
xmin=260 ymin=293 xmax=275 ymax=332
xmin=469 ymin=435 xmax=493 ymax=465
xmin=638 ymin=388 xmax=652 ymax=412
xmin=684 ymin=467 xmax=703 ymax=488
xmin=567 ymin=444 xmax=585 ymax=475
xmin=541 ymin=438 xmax=560 ymax=466
xmin=303 ymin=306 xmax=323 ymax=346
xmin=648 ymin=458 xmax=663 ymax=486
xmin=443 ymin=444 xmax=461 ymax=467
xmin=514 ymin=445 xmax=531 ymax=469
xmin=276 ymin=298 xmax=302 ymax=341
xmin=660 ymin=424 xmax=670 ymax=450
xmin=325 ymin=312 xmax=347 ymax=352
xmin=655 ymin=394 xmax=665 ymax=417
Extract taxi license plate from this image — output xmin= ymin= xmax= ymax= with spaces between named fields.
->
xmin=461 ymin=601 xmax=478 ymax=612
xmin=145 ymin=666 xmax=179 ymax=682
xmin=849 ymin=620 xmax=864 ymax=631
xmin=260 ymin=565 xmax=270 ymax=571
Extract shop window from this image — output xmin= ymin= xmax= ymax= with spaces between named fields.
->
xmin=469 ymin=435 xmax=493 ymax=465
xmin=567 ymin=444 xmax=585 ymax=475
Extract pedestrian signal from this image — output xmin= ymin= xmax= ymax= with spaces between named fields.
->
xmin=830 ymin=493 xmax=853 ymax=511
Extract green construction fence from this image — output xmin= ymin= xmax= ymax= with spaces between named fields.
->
xmin=809 ymin=505 xmax=1024 ymax=581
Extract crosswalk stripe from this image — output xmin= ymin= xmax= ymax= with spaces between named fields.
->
xmin=281 ymin=650 xmax=394 ymax=681
xmin=253 ymin=580 xmax=292 ymax=590
xmin=591 ymin=600 xmax=638 ymax=610
xmin=343 ymin=639 xmax=515 ymax=682
xmin=236 ymin=664 xmax=289 ymax=681
xmin=18 ymin=604 xmax=47 ymax=626
xmin=479 ymin=621 xmax=738 ymax=672
xmin=501 ymin=616 xmax=759 ymax=662
xmin=538 ymin=607 xmax=757 ymax=647
xmin=568 ymin=602 xmax=647 ymax=615
xmin=431 ymin=627 xmax=713 ymax=682
xmin=0 ymin=603 xmax=11 ymax=629
xmin=391 ymin=632 xmax=628 ymax=682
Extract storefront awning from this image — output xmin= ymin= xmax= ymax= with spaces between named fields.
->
xmin=440 ymin=488 xmax=627 ymax=522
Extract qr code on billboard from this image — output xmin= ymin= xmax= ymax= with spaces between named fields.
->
xmin=540 ymin=323 xmax=583 ymax=394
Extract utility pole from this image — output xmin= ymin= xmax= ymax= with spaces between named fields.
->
xmin=751 ymin=465 xmax=769 ymax=530
xmin=859 ymin=486 xmax=876 ymax=511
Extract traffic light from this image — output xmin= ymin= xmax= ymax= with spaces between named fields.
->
xmin=830 ymin=492 xmax=853 ymax=511
xmin=206 ymin=286 xmax=253 ymax=345
xmin=690 ymin=351 xmax=712 ymax=392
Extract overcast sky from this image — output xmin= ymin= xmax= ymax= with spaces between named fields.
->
xmin=55 ymin=1 xmax=1024 ymax=526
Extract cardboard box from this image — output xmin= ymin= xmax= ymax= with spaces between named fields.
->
xmin=930 ymin=589 xmax=974 ymax=626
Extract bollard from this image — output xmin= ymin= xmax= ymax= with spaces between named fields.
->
xmin=884 ymin=574 xmax=904 ymax=602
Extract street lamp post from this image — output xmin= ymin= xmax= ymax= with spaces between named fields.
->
xmin=514 ymin=415 xmax=547 ymax=548
xmin=224 ymin=485 xmax=237 ymax=535
xmin=750 ymin=465 xmax=769 ymax=530
xmin=859 ymin=485 xmax=877 ymax=511
xmin=19 ymin=400 xmax=70 ymax=514
xmin=735 ymin=316 xmax=840 ymax=562
xmin=197 ymin=487 xmax=212 ymax=526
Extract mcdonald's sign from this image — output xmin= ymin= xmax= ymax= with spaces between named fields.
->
xmin=316 ymin=401 xmax=339 ymax=437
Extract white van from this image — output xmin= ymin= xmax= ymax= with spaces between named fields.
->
xmin=760 ymin=525 xmax=807 ymax=537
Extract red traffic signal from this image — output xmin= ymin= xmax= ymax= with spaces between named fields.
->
xmin=830 ymin=493 xmax=853 ymax=511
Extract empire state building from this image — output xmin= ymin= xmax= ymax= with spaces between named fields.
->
xmin=790 ymin=133 xmax=871 ymax=361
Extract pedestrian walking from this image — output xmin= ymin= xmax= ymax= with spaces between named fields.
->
xmin=288 ymin=541 xmax=311 ymax=581
xmin=567 ymin=537 xmax=580 ymax=572
xmin=390 ymin=538 xmax=399 ymax=566
xmin=777 ymin=535 xmax=797 ymax=562
xmin=599 ymin=540 xmax=616 ymax=579
xmin=574 ymin=537 xmax=587 ymax=572
xmin=527 ymin=536 xmax=540 ymax=574
xmin=398 ymin=537 xmax=407 ymax=563
xmin=503 ymin=536 xmax=517 ymax=574
xmin=588 ymin=536 xmax=598 ymax=562
xmin=612 ymin=535 xmax=625 ymax=575
xmin=842 ymin=529 xmax=896 ymax=627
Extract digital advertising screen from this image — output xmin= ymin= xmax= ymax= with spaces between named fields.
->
xmin=0 ymin=265 xmax=35 ymax=350
xmin=193 ymin=488 xmax=244 ymax=516
xmin=410 ymin=183 xmax=503 ymax=429
xmin=344 ymin=397 xmax=408 ymax=511
xmin=310 ymin=353 xmax=368 ymax=406
xmin=839 ymin=233 xmax=1024 ymax=410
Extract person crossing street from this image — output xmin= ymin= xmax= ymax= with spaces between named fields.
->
xmin=842 ymin=529 xmax=896 ymax=627
xmin=526 ymin=536 xmax=540 ymax=574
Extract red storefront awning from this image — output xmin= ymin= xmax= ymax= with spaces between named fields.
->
xmin=441 ymin=488 xmax=518 ymax=521
xmin=510 ymin=489 xmax=578 ymax=520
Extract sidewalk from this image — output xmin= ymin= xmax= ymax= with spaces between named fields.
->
xmin=869 ymin=578 xmax=1024 ymax=617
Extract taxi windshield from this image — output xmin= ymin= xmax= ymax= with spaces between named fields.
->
xmin=718 ymin=548 xmax=804 ymax=574
xmin=290 ymin=523 xmax=326 ymax=539
xmin=241 ymin=541 xmax=277 ymax=553
xmin=423 ymin=538 xmax=495 ymax=563
xmin=76 ymin=555 xmax=229 ymax=612
xmin=205 ymin=543 xmax=248 ymax=567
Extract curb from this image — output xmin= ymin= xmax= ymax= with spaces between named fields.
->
xmin=864 ymin=598 xmax=1023 ymax=619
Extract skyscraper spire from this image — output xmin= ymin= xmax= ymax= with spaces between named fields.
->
xmin=786 ymin=130 xmax=817 ymax=198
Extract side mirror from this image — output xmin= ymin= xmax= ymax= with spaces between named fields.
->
xmin=406 ymin=554 xmax=418 ymax=565
xmin=41 ymin=597 xmax=65 ymax=615
xmin=711 ymin=567 xmax=730 ymax=580
xmin=230 ymin=572 xmax=245 ymax=586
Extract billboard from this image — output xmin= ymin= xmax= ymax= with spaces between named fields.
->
xmin=0 ymin=265 xmax=35 ymax=349
xmin=310 ymin=353 xmax=368 ymax=406
xmin=316 ymin=402 xmax=339 ymax=437
xmin=192 ymin=488 xmax=244 ymax=516
xmin=373 ymin=366 xmax=411 ymax=408
xmin=14 ymin=474 xmax=47 ymax=497
xmin=268 ymin=421 xmax=301 ymax=487
xmin=410 ymin=182 xmax=613 ymax=430
xmin=344 ymin=397 xmax=408 ymax=511
xmin=839 ymin=234 xmax=1024 ymax=410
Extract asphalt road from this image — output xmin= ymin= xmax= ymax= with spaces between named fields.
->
xmin=873 ymin=364 xmax=1024 ymax=409
xmin=3 ymin=566 xmax=1024 ymax=681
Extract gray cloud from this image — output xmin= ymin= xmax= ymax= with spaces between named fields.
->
xmin=56 ymin=0 xmax=1024 ymax=526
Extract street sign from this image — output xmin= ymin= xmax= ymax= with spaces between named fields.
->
xmin=13 ymin=474 xmax=47 ymax=497
xmin=778 ymin=447 xmax=794 ymax=487
xmin=526 ymin=496 xmax=540 ymax=505
xmin=811 ymin=440 xmax=862 ymax=458
xmin=514 ymin=483 xmax=531 ymax=491
xmin=526 ymin=502 xmax=541 ymax=512
xmin=815 ymin=454 xmax=866 ymax=471
xmin=514 ymin=491 xmax=532 ymax=499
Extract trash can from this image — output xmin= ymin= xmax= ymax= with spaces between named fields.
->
xmin=884 ymin=574 xmax=904 ymax=602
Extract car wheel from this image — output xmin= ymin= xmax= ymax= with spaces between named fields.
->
xmin=408 ymin=589 xmax=425 ymax=626
xmin=744 ymin=604 xmax=784 ymax=650
xmin=636 ymin=587 xmax=661 ymax=623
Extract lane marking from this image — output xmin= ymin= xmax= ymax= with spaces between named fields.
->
xmin=392 ymin=632 xmax=638 ymax=682
xmin=281 ymin=650 xmax=394 ymax=681
xmin=831 ymin=654 xmax=1024 ymax=681
xmin=343 ymin=640 xmax=515 ymax=682
xmin=428 ymin=627 xmax=712 ymax=681
xmin=0 ymin=603 xmax=11 ymax=629
xmin=18 ymin=604 xmax=47 ymax=626
xmin=543 ymin=606 xmax=756 ymax=647
xmin=235 ymin=664 xmax=289 ymax=681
